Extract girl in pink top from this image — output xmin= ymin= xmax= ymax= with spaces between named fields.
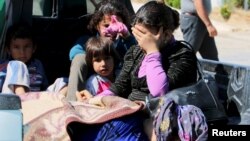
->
xmin=76 ymin=36 xmax=120 ymax=100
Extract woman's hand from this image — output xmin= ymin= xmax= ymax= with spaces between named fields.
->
xmin=76 ymin=90 xmax=93 ymax=102
xmin=131 ymin=25 xmax=162 ymax=54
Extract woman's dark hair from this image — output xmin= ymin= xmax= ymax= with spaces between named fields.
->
xmin=85 ymin=36 xmax=121 ymax=74
xmin=132 ymin=1 xmax=179 ymax=43
xmin=5 ymin=23 xmax=34 ymax=48
xmin=88 ymin=0 xmax=130 ymax=33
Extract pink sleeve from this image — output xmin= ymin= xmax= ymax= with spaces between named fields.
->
xmin=98 ymin=89 xmax=115 ymax=96
xmin=138 ymin=52 xmax=169 ymax=97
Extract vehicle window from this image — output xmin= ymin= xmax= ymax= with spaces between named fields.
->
xmin=33 ymin=0 xmax=51 ymax=16
xmin=32 ymin=0 xmax=100 ymax=17
xmin=87 ymin=0 xmax=101 ymax=14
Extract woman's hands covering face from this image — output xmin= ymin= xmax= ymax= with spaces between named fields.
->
xmin=132 ymin=24 xmax=163 ymax=54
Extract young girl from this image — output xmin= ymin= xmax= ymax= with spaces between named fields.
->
xmin=0 ymin=24 xmax=48 ymax=95
xmin=76 ymin=36 xmax=120 ymax=100
xmin=66 ymin=0 xmax=137 ymax=100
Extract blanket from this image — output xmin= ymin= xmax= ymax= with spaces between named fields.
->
xmin=20 ymin=92 xmax=144 ymax=141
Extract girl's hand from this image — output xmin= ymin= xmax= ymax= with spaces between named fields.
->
xmin=132 ymin=25 xmax=162 ymax=54
xmin=104 ymin=15 xmax=129 ymax=39
xmin=76 ymin=90 xmax=93 ymax=102
xmin=88 ymin=95 xmax=105 ymax=107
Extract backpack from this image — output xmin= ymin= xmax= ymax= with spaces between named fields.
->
xmin=153 ymin=98 xmax=208 ymax=141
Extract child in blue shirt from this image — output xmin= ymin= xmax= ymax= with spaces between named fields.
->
xmin=0 ymin=23 xmax=48 ymax=95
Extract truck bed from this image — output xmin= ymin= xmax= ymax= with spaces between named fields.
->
xmin=199 ymin=58 xmax=250 ymax=125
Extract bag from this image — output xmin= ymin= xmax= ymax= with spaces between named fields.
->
xmin=148 ymin=62 xmax=228 ymax=123
xmin=153 ymin=99 xmax=208 ymax=141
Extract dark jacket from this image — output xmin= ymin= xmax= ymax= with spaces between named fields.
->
xmin=109 ymin=41 xmax=198 ymax=101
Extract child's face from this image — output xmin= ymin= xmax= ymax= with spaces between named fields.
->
xmin=8 ymin=38 xmax=35 ymax=63
xmin=92 ymin=55 xmax=114 ymax=78
xmin=96 ymin=14 xmax=123 ymax=40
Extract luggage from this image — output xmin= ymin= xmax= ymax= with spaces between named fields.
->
xmin=0 ymin=94 xmax=22 ymax=141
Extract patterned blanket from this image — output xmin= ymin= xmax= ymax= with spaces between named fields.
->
xmin=21 ymin=92 xmax=144 ymax=141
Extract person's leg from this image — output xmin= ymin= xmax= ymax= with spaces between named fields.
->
xmin=180 ymin=15 xmax=206 ymax=53
xmin=66 ymin=54 xmax=88 ymax=101
xmin=2 ymin=61 xmax=30 ymax=94
xmin=199 ymin=34 xmax=219 ymax=61
xmin=94 ymin=113 xmax=148 ymax=141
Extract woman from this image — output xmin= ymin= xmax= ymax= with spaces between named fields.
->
xmin=76 ymin=1 xmax=198 ymax=140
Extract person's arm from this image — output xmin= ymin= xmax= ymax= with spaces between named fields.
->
xmin=122 ymin=34 xmax=137 ymax=50
xmin=139 ymin=52 xmax=168 ymax=97
xmin=132 ymin=25 xmax=168 ymax=97
xmin=194 ymin=0 xmax=217 ymax=37
xmin=167 ymin=43 xmax=198 ymax=90
xmin=108 ymin=46 xmax=135 ymax=97
xmin=116 ymin=35 xmax=137 ymax=61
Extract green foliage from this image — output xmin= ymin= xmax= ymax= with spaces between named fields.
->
xmin=225 ymin=0 xmax=245 ymax=8
xmin=164 ymin=0 xmax=180 ymax=9
xmin=232 ymin=0 xmax=244 ymax=8
xmin=220 ymin=5 xmax=231 ymax=20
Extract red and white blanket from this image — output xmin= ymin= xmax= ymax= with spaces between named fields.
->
xmin=21 ymin=92 xmax=144 ymax=141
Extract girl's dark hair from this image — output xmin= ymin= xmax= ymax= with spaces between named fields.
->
xmin=85 ymin=36 xmax=121 ymax=73
xmin=88 ymin=0 xmax=130 ymax=33
xmin=132 ymin=1 xmax=179 ymax=42
xmin=5 ymin=23 xmax=34 ymax=48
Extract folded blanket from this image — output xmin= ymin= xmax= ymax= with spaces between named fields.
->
xmin=21 ymin=92 xmax=144 ymax=141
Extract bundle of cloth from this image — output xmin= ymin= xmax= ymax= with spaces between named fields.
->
xmin=20 ymin=92 xmax=144 ymax=141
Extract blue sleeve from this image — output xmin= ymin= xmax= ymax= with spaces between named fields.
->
xmin=69 ymin=35 xmax=90 ymax=61
xmin=116 ymin=35 xmax=137 ymax=59
xmin=123 ymin=35 xmax=137 ymax=50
